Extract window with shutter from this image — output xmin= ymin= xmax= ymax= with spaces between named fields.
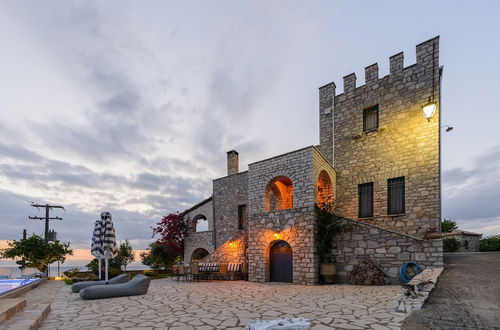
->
xmin=358 ymin=182 xmax=373 ymax=218
xmin=387 ymin=177 xmax=405 ymax=215
xmin=363 ymin=105 xmax=379 ymax=132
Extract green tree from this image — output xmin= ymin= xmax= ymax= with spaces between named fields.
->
xmin=443 ymin=237 xmax=460 ymax=252
xmin=86 ymin=240 xmax=136 ymax=276
xmin=441 ymin=219 xmax=458 ymax=233
xmin=140 ymin=241 xmax=179 ymax=269
xmin=479 ymin=236 xmax=500 ymax=252
xmin=115 ymin=240 xmax=135 ymax=270
xmin=1 ymin=234 xmax=73 ymax=273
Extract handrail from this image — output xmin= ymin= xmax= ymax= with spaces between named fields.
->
xmin=20 ymin=272 xmax=46 ymax=286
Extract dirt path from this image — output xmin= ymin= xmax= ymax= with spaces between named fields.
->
xmin=403 ymin=252 xmax=500 ymax=330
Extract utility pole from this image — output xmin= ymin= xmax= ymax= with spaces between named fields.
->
xmin=29 ymin=203 xmax=64 ymax=241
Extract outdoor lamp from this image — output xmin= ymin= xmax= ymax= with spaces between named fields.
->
xmin=273 ymin=232 xmax=280 ymax=240
xmin=422 ymin=98 xmax=437 ymax=121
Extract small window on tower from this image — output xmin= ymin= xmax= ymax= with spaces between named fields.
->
xmin=363 ymin=105 xmax=379 ymax=132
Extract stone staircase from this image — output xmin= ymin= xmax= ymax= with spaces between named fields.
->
xmin=0 ymin=298 xmax=26 ymax=323
xmin=0 ymin=280 xmax=63 ymax=329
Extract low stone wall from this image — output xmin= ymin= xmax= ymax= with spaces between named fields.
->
xmin=387 ymin=267 xmax=444 ymax=314
xmin=332 ymin=218 xmax=443 ymax=283
xmin=201 ymin=231 xmax=247 ymax=264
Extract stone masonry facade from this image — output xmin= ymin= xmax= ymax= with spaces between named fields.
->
xmin=181 ymin=37 xmax=444 ymax=285
xmin=328 ymin=37 xmax=441 ymax=237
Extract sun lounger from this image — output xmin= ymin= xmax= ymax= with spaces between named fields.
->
xmin=79 ymin=274 xmax=151 ymax=300
xmin=71 ymin=274 xmax=129 ymax=293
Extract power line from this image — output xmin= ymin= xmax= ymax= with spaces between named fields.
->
xmin=29 ymin=203 xmax=65 ymax=241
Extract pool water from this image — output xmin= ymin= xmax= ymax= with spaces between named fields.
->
xmin=0 ymin=279 xmax=39 ymax=294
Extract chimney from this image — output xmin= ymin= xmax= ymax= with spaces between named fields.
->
xmin=227 ymin=150 xmax=239 ymax=175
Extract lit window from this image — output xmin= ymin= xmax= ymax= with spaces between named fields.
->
xmin=265 ymin=177 xmax=293 ymax=211
xmin=317 ymin=170 xmax=333 ymax=204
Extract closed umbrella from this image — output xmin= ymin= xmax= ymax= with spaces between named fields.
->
xmin=90 ymin=218 xmax=104 ymax=280
xmin=100 ymin=212 xmax=117 ymax=282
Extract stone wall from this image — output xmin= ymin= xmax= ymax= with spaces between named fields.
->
xmin=312 ymin=147 xmax=336 ymax=202
xmin=318 ymin=82 xmax=336 ymax=165
xmin=213 ymin=171 xmax=248 ymax=247
xmin=247 ymin=147 xmax=336 ymax=285
xmin=201 ymin=231 xmax=247 ymax=264
xmin=325 ymin=37 xmax=441 ymax=237
xmin=332 ymin=218 xmax=443 ymax=283
xmin=183 ymin=198 xmax=214 ymax=262
xmin=248 ymin=207 xmax=317 ymax=285
xmin=442 ymin=232 xmax=481 ymax=252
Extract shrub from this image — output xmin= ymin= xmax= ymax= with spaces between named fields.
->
xmin=443 ymin=237 xmax=460 ymax=252
xmin=64 ymin=279 xmax=73 ymax=285
xmin=479 ymin=236 xmax=500 ymax=252
xmin=62 ymin=267 xmax=80 ymax=278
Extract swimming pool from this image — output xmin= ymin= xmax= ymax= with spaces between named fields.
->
xmin=0 ymin=279 xmax=40 ymax=294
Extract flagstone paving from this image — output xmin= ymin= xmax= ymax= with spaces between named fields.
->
xmin=40 ymin=279 xmax=407 ymax=329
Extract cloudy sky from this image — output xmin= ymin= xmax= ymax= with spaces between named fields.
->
xmin=1 ymin=1 xmax=499 ymax=251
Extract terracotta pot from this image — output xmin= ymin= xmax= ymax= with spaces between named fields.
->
xmin=320 ymin=262 xmax=337 ymax=284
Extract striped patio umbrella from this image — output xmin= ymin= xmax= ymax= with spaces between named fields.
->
xmin=90 ymin=219 xmax=104 ymax=279
xmin=100 ymin=212 xmax=117 ymax=282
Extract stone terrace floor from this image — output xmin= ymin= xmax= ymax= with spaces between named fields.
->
xmin=40 ymin=279 xmax=407 ymax=330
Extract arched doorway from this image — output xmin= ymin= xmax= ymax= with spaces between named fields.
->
xmin=270 ymin=240 xmax=293 ymax=283
xmin=191 ymin=248 xmax=209 ymax=262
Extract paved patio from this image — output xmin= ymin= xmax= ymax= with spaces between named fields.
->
xmin=40 ymin=279 xmax=407 ymax=329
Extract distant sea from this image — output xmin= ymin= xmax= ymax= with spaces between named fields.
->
xmin=0 ymin=260 xmax=150 ymax=277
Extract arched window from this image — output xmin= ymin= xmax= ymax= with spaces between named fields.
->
xmin=191 ymin=248 xmax=209 ymax=261
xmin=265 ymin=176 xmax=293 ymax=211
xmin=193 ymin=214 xmax=208 ymax=232
xmin=317 ymin=170 xmax=333 ymax=204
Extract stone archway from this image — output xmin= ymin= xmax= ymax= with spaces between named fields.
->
xmin=269 ymin=240 xmax=293 ymax=283
xmin=191 ymin=248 xmax=209 ymax=262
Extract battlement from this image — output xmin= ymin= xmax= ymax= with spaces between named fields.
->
xmin=321 ymin=36 xmax=440 ymax=96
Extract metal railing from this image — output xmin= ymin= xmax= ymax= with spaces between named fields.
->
xmin=20 ymin=272 xmax=46 ymax=286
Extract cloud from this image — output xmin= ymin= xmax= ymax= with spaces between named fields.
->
xmin=443 ymin=144 xmax=500 ymax=235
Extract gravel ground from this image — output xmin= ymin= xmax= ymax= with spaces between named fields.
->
xmin=403 ymin=252 xmax=500 ymax=330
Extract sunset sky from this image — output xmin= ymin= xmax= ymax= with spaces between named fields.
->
xmin=1 ymin=1 xmax=499 ymax=251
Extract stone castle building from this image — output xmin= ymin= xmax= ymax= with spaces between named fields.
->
xmin=182 ymin=37 xmax=444 ymax=284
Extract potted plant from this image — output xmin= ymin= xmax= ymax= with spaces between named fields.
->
xmin=314 ymin=202 xmax=349 ymax=284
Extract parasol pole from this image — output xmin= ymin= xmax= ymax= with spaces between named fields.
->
xmin=105 ymin=258 xmax=109 ymax=282
xmin=98 ymin=258 xmax=102 ymax=280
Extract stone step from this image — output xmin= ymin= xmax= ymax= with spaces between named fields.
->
xmin=0 ymin=303 xmax=50 ymax=330
xmin=0 ymin=298 xmax=27 ymax=324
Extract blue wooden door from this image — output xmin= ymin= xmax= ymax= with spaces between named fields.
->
xmin=270 ymin=241 xmax=293 ymax=283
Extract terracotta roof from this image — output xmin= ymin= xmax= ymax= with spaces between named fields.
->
xmin=442 ymin=229 xmax=482 ymax=237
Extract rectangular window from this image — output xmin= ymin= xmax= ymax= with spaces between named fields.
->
xmin=238 ymin=204 xmax=247 ymax=230
xmin=363 ymin=105 xmax=379 ymax=132
xmin=358 ymin=182 xmax=373 ymax=218
xmin=388 ymin=177 xmax=405 ymax=215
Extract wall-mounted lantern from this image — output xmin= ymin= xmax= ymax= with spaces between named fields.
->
xmin=229 ymin=240 xmax=234 ymax=247
xmin=422 ymin=97 xmax=437 ymax=121
xmin=273 ymin=232 xmax=281 ymax=240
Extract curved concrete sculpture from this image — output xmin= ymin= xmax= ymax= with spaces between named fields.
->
xmin=71 ymin=274 xmax=129 ymax=293
xmin=79 ymin=274 xmax=151 ymax=300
